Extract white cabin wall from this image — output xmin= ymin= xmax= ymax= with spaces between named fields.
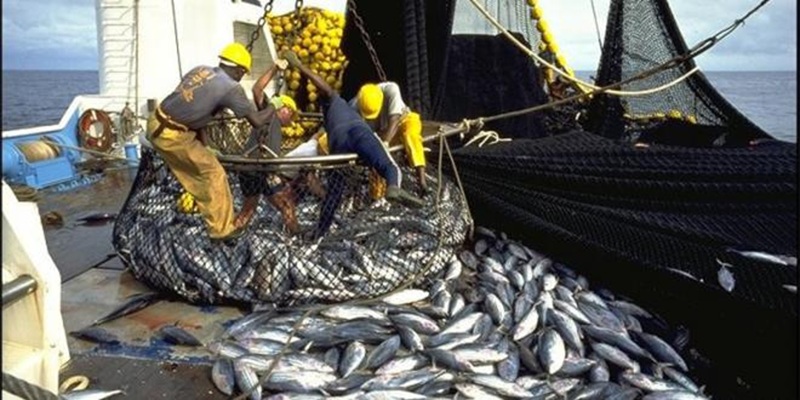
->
xmin=94 ymin=0 xmax=274 ymax=119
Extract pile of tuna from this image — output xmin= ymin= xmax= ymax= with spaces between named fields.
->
xmin=207 ymin=226 xmax=707 ymax=399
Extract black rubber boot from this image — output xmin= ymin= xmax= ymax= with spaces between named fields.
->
xmin=385 ymin=186 xmax=425 ymax=209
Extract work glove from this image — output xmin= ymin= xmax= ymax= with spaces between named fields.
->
xmin=280 ymin=50 xmax=302 ymax=68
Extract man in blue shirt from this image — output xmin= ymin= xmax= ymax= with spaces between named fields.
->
xmin=280 ymin=50 xmax=424 ymax=239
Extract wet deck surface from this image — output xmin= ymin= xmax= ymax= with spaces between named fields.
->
xmin=33 ymin=164 xmax=243 ymax=397
xmin=39 ymin=166 xmax=137 ymax=282
xmin=60 ymin=268 xmax=246 ymax=397
xmin=60 ymin=355 xmax=225 ymax=399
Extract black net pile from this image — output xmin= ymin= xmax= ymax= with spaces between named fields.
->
xmin=112 ymin=125 xmax=471 ymax=307
xmin=586 ymin=0 xmax=774 ymax=145
xmin=447 ymin=131 xmax=797 ymax=398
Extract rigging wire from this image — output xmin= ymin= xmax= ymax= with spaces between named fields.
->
xmin=170 ymin=0 xmax=183 ymax=79
xmin=467 ymin=0 xmax=769 ymax=97
xmin=590 ymin=0 xmax=604 ymax=52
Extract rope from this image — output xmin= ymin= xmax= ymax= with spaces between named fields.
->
xmin=10 ymin=185 xmax=39 ymax=202
xmin=467 ymin=0 xmax=769 ymax=97
xmin=2 ymin=372 xmax=60 ymax=400
xmin=232 ymin=130 xmax=466 ymax=400
xmin=134 ymin=0 xmax=140 ymax=118
xmin=463 ymin=130 xmax=512 ymax=148
xmin=590 ymin=0 xmax=604 ymax=52
xmin=170 ymin=0 xmax=182 ymax=79
xmin=45 ymin=141 xmax=138 ymax=165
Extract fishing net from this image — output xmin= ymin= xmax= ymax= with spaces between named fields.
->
xmin=448 ymin=131 xmax=797 ymax=398
xmin=586 ymin=0 xmax=774 ymax=146
xmin=112 ymin=118 xmax=471 ymax=306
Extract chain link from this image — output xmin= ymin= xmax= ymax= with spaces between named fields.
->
xmin=347 ymin=0 xmax=387 ymax=82
xmin=247 ymin=0 xmax=274 ymax=53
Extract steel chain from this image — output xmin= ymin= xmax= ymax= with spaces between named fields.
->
xmin=247 ymin=0 xmax=274 ymax=53
xmin=347 ymin=0 xmax=387 ymax=82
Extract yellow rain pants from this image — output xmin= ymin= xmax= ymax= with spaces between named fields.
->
xmin=146 ymin=107 xmax=236 ymax=239
xmin=369 ymin=112 xmax=424 ymax=199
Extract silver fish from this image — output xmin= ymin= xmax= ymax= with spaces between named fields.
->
xmin=717 ymin=263 xmax=735 ymax=292
xmin=537 ymin=329 xmax=566 ymax=374
xmin=591 ymin=342 xmax=640 ymax=372
xmin=263 ymin=371 xmax=337 ymax=393
xmin=211 ymin=358 xmax=235 ymax=396
xmin=233 ymin=358 xmax=262 ymax=400
xmin=61 ymin=389 xmax=125 ymax=400
xmin=633 ymin=331 xmax=688 ymax=372
xmin=455 ymin=383 xmax=505 ymax=400
xmin=364 ymin=336 xmax=401 ymax=371
xmin=382 ymin=289 xmax=429 ymax=305
xmin=339 ymin=340 xmax=367 ymax=378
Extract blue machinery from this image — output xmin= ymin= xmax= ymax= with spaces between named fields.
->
xmin=2 ymin=109 xmax=84 ymax=190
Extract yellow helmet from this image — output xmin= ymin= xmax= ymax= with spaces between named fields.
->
xmin=279 ymin=95 xmax=297 ymax=113
xmin=219 ymin=42 xmax=252 ymax=73
xmin=357 ymin=83 xmax=384 ymax=120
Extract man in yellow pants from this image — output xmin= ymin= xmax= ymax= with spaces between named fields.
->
xmin=146 ymin=42 xmax=289 ymax=242
xmin=350 ymin=82 xmax=427 ymax=199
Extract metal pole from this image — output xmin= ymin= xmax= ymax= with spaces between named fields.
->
xmin=2 ymin=275 xmax=38 ymax=310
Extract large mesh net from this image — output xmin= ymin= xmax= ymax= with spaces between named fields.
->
xmin=112 ymin=118 xmax=471 ymax=306
xmin=586 ymin=0 xmax=774 ymax=146
xmin=332 ymin=0 xmax=795 ymax=397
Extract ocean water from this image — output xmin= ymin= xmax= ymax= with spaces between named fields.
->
xmin=1 ymin=70 xmax=796 ymax=142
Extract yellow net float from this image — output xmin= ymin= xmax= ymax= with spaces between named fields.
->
xmin=541 ymin=30 xmax=555 ymax=45
xmin=530 ymin=5 xmax=543 ymax=20
xmin=177 ymin=192 xmax=198 ymax=214
xmin=667 ymin=109 xmax=683 ymax=119
xmin=536 ymin=19 xmax=549 ymax=34
xmin=686 ymin=115 xmax=698 ymax=124
xmin=555 ymin=53 xmax=568 ymax=69
xmin=547 ymin=41 xmax=559 ymax=55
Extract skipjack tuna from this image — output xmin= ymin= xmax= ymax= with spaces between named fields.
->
xmin=206 ymin=226 xmax=709 ymax=400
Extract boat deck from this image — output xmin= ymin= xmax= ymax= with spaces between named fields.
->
xmin=43 ymin=121 xmax=454 ymax=397
xmin=39 ymin=167 xmax=241 ymax=397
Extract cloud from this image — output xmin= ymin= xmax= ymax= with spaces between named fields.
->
xmin=1 ymin=0 xmax=795 ymax=71
xmin=453 ymin=0 xmax=796 ymax=71
xmin=2 ymin=0 xmax=98 ymax=70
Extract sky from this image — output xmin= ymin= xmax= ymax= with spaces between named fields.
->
xmin=1 ymin=0 xmax=796 ymax=71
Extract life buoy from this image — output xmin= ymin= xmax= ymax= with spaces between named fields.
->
xmin=78 ymin=109 xmax=113 ymax=152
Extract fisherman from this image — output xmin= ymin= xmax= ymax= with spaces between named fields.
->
xmin=280 ymin=49 xmax=425 ymax=239
xmin=146 ymin=42 xmax=280 ymax=242
xmin=351 ymin=82 xmax=428 ymax=198
xmin=234 ymin=58 xmax=304 ymax=233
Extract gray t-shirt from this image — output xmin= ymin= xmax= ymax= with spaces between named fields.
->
xmin=160 ymin=65 xmax=256 ymax=130
xmin=348 ymin=81 xmax=409 ymax=134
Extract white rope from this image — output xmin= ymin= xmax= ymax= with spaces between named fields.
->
xmin=463 ymin=130 xmax=512 ymax=148
xmin=466 ymin=0 xmax=700 ymax=97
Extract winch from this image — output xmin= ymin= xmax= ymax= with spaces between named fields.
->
xmin=2 ymin=108 xmax=117 ymax=189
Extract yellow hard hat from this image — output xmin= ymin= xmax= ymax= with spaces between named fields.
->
xmin=279 ymin=95 xmax=297 ymax=112
xmin=219 ymin=43 xmax=252 ymax=73
xmin=357 ymin=83 xmax=384 ymax=120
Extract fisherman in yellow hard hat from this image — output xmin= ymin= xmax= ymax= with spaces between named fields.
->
xmin=280 ymin=49 xmax=425 ymax=240
xmin=350 ymin=82 xmax=428 ymax=199
xmin=145 ymin=42 xmax=280 ymax=243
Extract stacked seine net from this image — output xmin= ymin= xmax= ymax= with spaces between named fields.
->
xmin=112 ymin=141 xmax=471 ymax=306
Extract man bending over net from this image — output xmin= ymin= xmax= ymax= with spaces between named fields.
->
xmin=281 ymin=50 xmax=424 ymax=239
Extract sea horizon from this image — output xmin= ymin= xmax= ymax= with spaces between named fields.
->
xmin=2 ymin=69 xmax=796 ymax=143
